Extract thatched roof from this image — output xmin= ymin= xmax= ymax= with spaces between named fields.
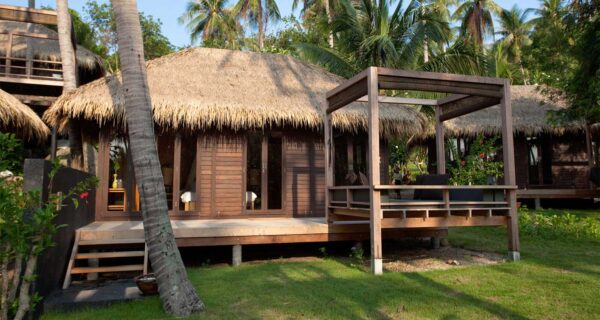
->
xmin=444 ymin=85 xmax=579 ymax=136
xmin=0 ymin=20 xmax=103 ymax=70
xmin=0 ymin=88 xmax=49 ymax=142
xmin=43 ymin=47 xmax=427 ymax=137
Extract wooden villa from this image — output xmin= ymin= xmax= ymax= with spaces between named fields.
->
xmin=44 ymin=47 xmax=519 ymax=283
xmin=419 ymin=85 xmax=599 ymax=207
xmin=0 ymin=5 xmax=104 ymax=112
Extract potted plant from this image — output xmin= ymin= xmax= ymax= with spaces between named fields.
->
xmin=134 ymin=273 xmax=158 ymax=295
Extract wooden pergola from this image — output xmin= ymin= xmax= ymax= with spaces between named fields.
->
xmin=325 ymin=67 xmax=519 ymax=274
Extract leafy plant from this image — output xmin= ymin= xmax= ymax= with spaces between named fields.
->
xmin=0 ymin=133 xmax=24 ymax=175
xmin=448 ymin=134 xmax=504 ymax=185
xmin=0 ymin=159 xmax=97 ymax=320
xmin=519 ymin=207 xmax=600 ymax=240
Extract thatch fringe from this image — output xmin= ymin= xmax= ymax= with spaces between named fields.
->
xmin=0 ymin=88 xmax=49 ymax=142
xmin=44 ymin=47 xmax=427 ymax=137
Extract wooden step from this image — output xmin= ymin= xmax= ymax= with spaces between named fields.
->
xmin=75 ymin=251 xmax=145 ymax=260
xmin=70 ymin=264 xmax=144 ymax=274
xmin=78 ymin=238 xmax=145 ymax=246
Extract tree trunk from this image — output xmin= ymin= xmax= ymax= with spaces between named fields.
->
xmin=13 ymin=249 xmax=37 ymax=320
xmin=57 ymin=0 xmax=83 ymax=169
xmin=324 ymin=0 xmax=334 ymax=48
xmin=111 ymin=0 xmax=204 ymax=316
xmin=28 ymin=0 xmax=35 ymax=7
xmin=257 ymin=3 xmax=264 ymax=50
xmin=424 ymin=37 xmax=429 ymax=63
xmin=0 ymin=248 xmax=9 ymax=320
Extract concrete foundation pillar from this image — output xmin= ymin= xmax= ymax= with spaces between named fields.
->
xmin=431 ymin=237 xmax=441 ymax=249
xmin=232 ymin=245 xmax=242 ymax=267
xmin=508 ymin=251 xmax=521 ymax=261
xmin=372 ymin=258 xmax=383 ymax=275
xmin=534 ymin=198 xmax=542 ymax=210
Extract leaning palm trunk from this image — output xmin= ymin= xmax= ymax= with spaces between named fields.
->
xmin=56 ymin=0 xmax=83 ymax=169
xmin=324 ymin=0 xmax=334 ymax=48
xmin=111 ymin=0 xmax=204 ymax=316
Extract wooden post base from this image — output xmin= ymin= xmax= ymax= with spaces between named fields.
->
xmin=232 ymin=245 xmax=242 ymax=267
xmin=508 ymin=251 xmax=520 ymax=261
xmin=371 ymin=258 xmax=383 ymax=275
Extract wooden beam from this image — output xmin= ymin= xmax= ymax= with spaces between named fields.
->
xmin=324 ymin=109 xmax=334 ymax=223
xmin=381 ymin=216 xmax=508 ymax=228
xmin=357 ymin=95 xmax=438 ymax=106
xmin=173 ymin=134 xmax=182 ymax=213
xmin=0 ymin=5 xmax=58 ymax=25
xmin=0 ymin=76 xmax=63 ymax=87
xmin=439 ymin=95 xmax=501 ymax=122
xmin=326 ymin=68 xmax=369 ymax=99
xmin=327 ymin=77 xmax=368 ymax=113
xmin=435 ymin=105 xmax=445 ymax=174
xmin=437 ymin=94 xmax=468 ymax=105
xmin=378 ymin=80 xmax=503 ymax=98
xmin=366 ymin=67 xmax=383 ymax=275
xmin=517 ymin=188 xmax=600 ymax=199
xmin=376 ymin=67 xmax=506 ymax=86
xmin=499 ymin=81 xmax=520 ymax=259
xmin=0 ymin=30 xmax=59 ymax=40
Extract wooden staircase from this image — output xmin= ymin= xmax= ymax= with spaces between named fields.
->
xmin=63 ymin=231 xmax=149 ymax=289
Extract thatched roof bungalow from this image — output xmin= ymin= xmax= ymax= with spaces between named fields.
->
xmin=0 ymin=87 xmax=49 ymax=141
xmin=44 ymin=47 xmax=426 ymax=222
xmin=443 ymin=85 xmax=581 ymax=137
xmin=44 ymin=47 xmax=426 ymax=137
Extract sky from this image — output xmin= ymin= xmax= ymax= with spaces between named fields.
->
xmin=3 ymin=0 xmax=542 ymax=48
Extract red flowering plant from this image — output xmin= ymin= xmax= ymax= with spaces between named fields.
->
xmin=448 ymin=134 xmax=504 ymax=185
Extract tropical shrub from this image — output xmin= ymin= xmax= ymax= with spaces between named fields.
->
xmin=448 ymin=134 xmax=504 ymax=185
xmin=519 ymin=207 xmax=600 ymax=240
xmin=0 ymin=160 xmax=97 ymax=320
xmin=0 ymin=133 xmax=23 ymax=174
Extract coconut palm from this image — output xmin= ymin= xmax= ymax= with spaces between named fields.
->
xmin=233 ymin=0 xmax=280 ymax=50
xmin=179 ymin=0 xmax=241 ymax=49
xmin=496 ymin=5 xmax=533 ymax=82
xmin=56 ymin=0 xmax=83 ymax=170
xmin=419 ymin=0 xmax=459 ymax=62
xmin=453 ymin=0 xmax=502 ymax=47
xmin=296 ymin=0 xmax=472 ymax=78
xmin=496 ymin=5 xmax=533 ymax=64
xmin=293 ymin=0 xmax=336 ymax=47
xmin=110 ymin=0 xmax=204 ymax=316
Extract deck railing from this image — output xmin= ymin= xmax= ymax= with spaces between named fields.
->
xmin=328 ymin=185 xmax=518 ymax=219
xmin=0 ymin=31 xmax=63 ymax=82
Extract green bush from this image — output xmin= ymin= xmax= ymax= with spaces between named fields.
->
xmin=0 ymin=133 xmax=24 ymax=174
xmin=519 ymin=207 xmax=600 ymax=240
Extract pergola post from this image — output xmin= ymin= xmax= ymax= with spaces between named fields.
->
xmin=324 ymin=110 xmax=334 ymax=223
xmin=500 ymin=81 xmax=520 ymax=261
xmin=435 ymin=105 xmax=446 ymax=174
xmin=367 ymin=67 xmax=383 ymax=275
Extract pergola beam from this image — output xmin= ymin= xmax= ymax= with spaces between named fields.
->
xmin=439 ymin=95 xmax=501 ymax=122
xmin=378 ymin=80 xmax=503 ymax=98
xmin=0 ymin=5 xmax=57 ymax=25
xmin=357 ymin=95 xmax=438 ymax=106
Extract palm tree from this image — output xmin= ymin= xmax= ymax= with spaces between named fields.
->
xmin=110 ymin=0 xmax=204 ymax=316
xmin=56 ymin=0 xmax=83 ymax=170
xmin=179 ymin=0 xmax=241 ymax=49
xmin=233 ymin=0 xmax=280 ymax=50
xmin=419 ymin=0 xmax=459 ymax=62
xmin=297 ymin=0 xmax=461 ymax=77
xmin=293 ymin=0 xmax=335 ymax=47
xmin=453 ymin=0 xmax=502 ymax=47
xmin=496 ymin=5 xmax=533 ymax=82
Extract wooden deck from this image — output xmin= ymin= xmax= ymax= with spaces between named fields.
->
xmin=76 ymin=218 xmax=447 ymax=247
xmin=517 ymin=188 xmax=600 ymax=199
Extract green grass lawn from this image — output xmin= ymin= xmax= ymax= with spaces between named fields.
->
xmin=43 ymin=209 xmax=600 ymax=320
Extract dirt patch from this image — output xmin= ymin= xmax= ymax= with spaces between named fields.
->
xmin=381 ymin=246 xmax=506 ymax=272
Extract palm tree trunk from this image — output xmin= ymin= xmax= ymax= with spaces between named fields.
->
xmin=111 ymin=0 xmax=204 ymax=316
xmin=424 ymin=37 xmax=429 ymax=63
xmin=57 ymin=0 xmax=83 ymax=169
xmin=324 ymin=0 xmax=334 ymax=48
xmin=258 ymin=2 xmax=264 ymax=50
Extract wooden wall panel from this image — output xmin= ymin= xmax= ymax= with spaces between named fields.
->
xmin=212 ymin=136 xmax=244 ymax=216
xmin=285 ymin=136 xmax=326 ymax=217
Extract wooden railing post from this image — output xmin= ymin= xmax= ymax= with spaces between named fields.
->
xmin=367 ymin=67 xmax=383 ymax=275
xmin=500 ymin=80 xmax=520 ymax=261
xmin=435 ymin=105 xmax=445 ymax=175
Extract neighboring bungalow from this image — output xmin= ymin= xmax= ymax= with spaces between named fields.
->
xmin=0 ymin=19 xmax=104 ymax=112
xmin=0 ymin=87 xmax=49 ymax=142
xmin=44 ymin=48 xmax=519 ymax=282
xmin=420 ymin=85 xmax=597 ymax=206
